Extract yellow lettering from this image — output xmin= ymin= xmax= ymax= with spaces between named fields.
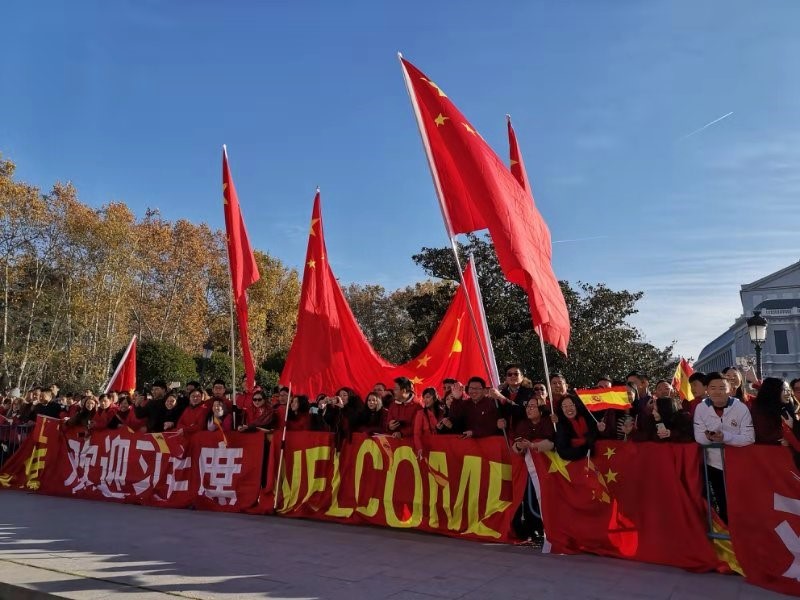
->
xmin=279 ymin=449 xmax=303 ymax=512
xmin=384 ymin=445 xmax=422 ymax=528
xmin=325 ymin=449 xmax=354 ymax=518
xmin=302 ymin=445 xmax=330 ymax=505
xmin=468 ymin=461 xmax=512 ymax=539
xmin=449 ymin=455 xmax=482 ymax=530
xmin=354 ymin=439 xmax=383 ymax=517
xmin=427 ymin=451 xmax=451 ymax=528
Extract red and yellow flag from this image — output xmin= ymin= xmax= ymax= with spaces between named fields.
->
xmin=671 ymin=358 xmax=694 ymax=401
xmin=575 ymin=386 xmax=630 ymax=412
xmin=400 ymin=57 xmax=570 ymax=354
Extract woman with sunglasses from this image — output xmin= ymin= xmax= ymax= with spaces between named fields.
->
xmin=238 ymin=391 xmax=275 ymax=432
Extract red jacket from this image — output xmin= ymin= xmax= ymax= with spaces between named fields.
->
xmin=413 ymin=408 xmax=440 ymax=453
xmin=92 ymin=406 xmax=118 ymax=430
xmin=387 ymin=399 xmax=421 ymax=438
xmin=450 ymin=396 xmax=502 ymax=438
xmin=177 ymin=403 xmax=210 ymax=436
xmin=286 ymin=412 xmax=311 ymax=431
xmin=244 ymin=404 xmax=274 ymax=430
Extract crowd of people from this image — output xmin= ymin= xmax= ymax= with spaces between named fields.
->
xmin=2 ymin=364 xmax=799 ymax=544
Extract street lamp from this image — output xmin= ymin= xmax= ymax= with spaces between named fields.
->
xmin=200 ymin=341 xmax=214 ymax=387
xmin=746 ymin=310 xmax=768 ymax=380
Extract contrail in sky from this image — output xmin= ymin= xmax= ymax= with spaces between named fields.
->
xmin=679 ymin=111 xmax=734 ymax=140
xmin=553 ymin=235 xmax=609 ymax=244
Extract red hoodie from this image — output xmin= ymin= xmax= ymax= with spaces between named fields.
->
xmin=177 ymin=403 xmax=210 ymax=436
xmin=387 ymin=398 xmax=421 ymax=438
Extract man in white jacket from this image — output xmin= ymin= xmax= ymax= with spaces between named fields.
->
xmin=693 ymin=371 xmax=755 ymax=522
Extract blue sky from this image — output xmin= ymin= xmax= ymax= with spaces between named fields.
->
xmin=3 ymin=0 xmax=800 ymax=360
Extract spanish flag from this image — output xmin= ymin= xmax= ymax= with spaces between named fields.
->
xmin=671 ymin=358 xmax=694 ymax=401
xmin=575 ymin=386 xmax=630 ymax=412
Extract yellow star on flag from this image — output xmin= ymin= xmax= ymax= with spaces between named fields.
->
xmin=603 ymin=447 xmax=616 ymax=460
xmin=422 ymin=78 xmax=447 ymax=97
xmin=307 ymin=259 xmax=316 ymax=269
xmin=417 ymin=354 xmax=432 ymax=368
xmin=604 ymin=469 xmax=618 ymax=484
xmin=544 ymin=450 xmax=571 ymax=481
xmin=600 ymin=491 xmax=610 ymax=503
xmin=510 ymin=159 xmax=518 ymax=166
xmin=462 ymin=122 xmax=478 ymax=136
xmin=434 ymin=113 xmax=449 ymax=127
xmin=309 ymin=217 xmax=320 ymax=237
xmin=410 ymin=376 xmax=424 ymax=386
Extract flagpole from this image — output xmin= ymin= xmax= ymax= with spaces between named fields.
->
xmin=399 ymin=52 xmax=508 ymax=446
xmin=273 ymin=381 xmax=292 ymax=511
xmin=468 ymin=253 xmax=500 ymax=388
xmin=536 ymin=326 xmax=557 ymax=429
xmin=398 ymin=53 xmax=497 ymax=388
xmin=223 ymin=144 xmax=238 ymax=429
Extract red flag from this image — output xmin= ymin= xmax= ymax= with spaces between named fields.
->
xmin=389 ymin=256 xmax=496 ymax=391
xmin=281 ymin=191 xmax=391 ymax=396
xmin=532 ymin=441 xmax=721 ymax=571
xmin=400 ymin=57 xmax=570 ymax=354
xmin=105 ymin=335 xmax=137 ymax=394
xmin=222 ymin=147 xmax=261 ymax=392
xmin=507 ymin=116 xmax=531 ymax=194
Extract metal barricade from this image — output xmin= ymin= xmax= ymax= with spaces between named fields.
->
xmin=0 ymin=422 xmax=34 ymax=469
xmin=701 ymin=442 xmax=731 ymax=540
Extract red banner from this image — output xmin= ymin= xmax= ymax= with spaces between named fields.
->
xmin=263 ymin=432 xmax=526 ymax=543
xmin=532 ymin=441 xmax=721 ymax=571
xmin=726 ymin=445 xmax=800 ymax=596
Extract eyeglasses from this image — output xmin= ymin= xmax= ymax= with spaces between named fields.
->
xmin=467 ymin=386 xmax=484 ymax=392
xmin=506 ymin=371 xmax=521 ymax=376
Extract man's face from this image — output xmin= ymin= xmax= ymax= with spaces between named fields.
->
xmin=100 ymin=396 xmax=111 ymax=409
xmin=212 ymin=384 xmax=226 ymax=399
xmin=373 ymin=384 xmax=386 ymax=396
xmin=627 ymin=376 xmax=647 ymax=395
xmin=690 ymin=380 xmax=706 ymax=399
xmin=505 ymin=368 xmax=523 ymax=387
xmin=151 ymin=386 xmax=166 ymax=400
xmin=467 ymin=381 xmax=485 ymax=402
xmin=190 ymin=391 xmax=203 ymax=406
xmin=31 ymin=389 xmax=41 ymax=403
xmin=550 ymin=377 xmax=567 ymax=396
xmin=707 ymin=378 xmax=730 ymax=404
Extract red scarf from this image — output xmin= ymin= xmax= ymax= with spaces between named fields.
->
xmin=570 ymin=415 xmax=589 ymax=447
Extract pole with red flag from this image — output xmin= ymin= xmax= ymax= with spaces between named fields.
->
xmin=103 ymin=334 xmax=137 ymax=394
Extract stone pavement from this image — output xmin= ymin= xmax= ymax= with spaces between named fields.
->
xmin=0 ymin=491 xmax=792 ymax=599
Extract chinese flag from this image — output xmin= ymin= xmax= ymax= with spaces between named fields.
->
xmin=281 ymin=191 xmax=391 ymax=396
xmin=671 ymin=357 xmax=694 ymax=401
xmin=105 ymin=335 xmax=137 ymax=394
xmin=222 ymin=147 xmax=261 ymax=392
xmin=507 ymin=116 xmax=531 ymax=195
xmin=532 ymin=441 xmax=720 ymax=571
xmin=400 ymin=57 xmax=570 ymax=354
xmin=389 ymin=257 xmax=496 ymax=391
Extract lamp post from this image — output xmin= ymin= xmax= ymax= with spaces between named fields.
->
xmin=200 ymin=341 xmax=214 ymax=387
xmin=746 ymin=310 xmax=768 ymax=380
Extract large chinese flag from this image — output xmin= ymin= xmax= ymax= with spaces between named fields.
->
xmin=726 ymin=445 xmax=800 ymax=596
xmin=222 ymin=147 xmax=261 ymax=392
xmin=400 ymin=57 xmax=570 ymax=354
xmin=281 ymin=191 xmax=391 ymax=396
xmin=531 ymin=441 xmax=720 ymax=571
xmin=104 ymin=335 xmax=137 ymax=394
xmin=281 ymin=193 xmax=498 ymax=396
xmin=389 ymin=256 xmax=496 ymax=391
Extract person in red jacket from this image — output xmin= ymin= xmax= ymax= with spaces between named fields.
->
xmin=413 ymin=387 xmax=443 ymax=458
xmin=238 ymin=391 xmax=274 ymax=432
xmin=92 ymin=394 xmax=118 ymax=431
xmin=176 ymin=389 xmax=210 ymax=436
xmin=448 ymin=377 xmax=506 ymax=438
xmin=285 ymin=395 xmax=311 ymax=431
xmin=386 ymin=376 xmax=420 ymax=439
xmin=206 ymin=399 xmax=233 ymax=432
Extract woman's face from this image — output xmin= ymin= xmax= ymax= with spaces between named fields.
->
xmin=366 ymin=395 xmax=381 ymax=411
xmin=782 ymin=383 xmax=793 ymax=403
xmin=119 ymin=399 xmax=130 ymax=411
xmin=338 ymin=390 xmax=350 ymax=403
xmin=213 ymin=401 xmax=225 ymax=417
xmin=561 ymin=398 xmax=577 ymax=419
xmin=423 ymin=392 xmax=435 ymax=408
xmin=290 ymin=397 xmax=299 ymax=412
xmin=525 ymin=402 xmax=541 ymax=421
xmin=85 ymin=398 xmax=97 ymax=411
xmin=165 ymin=396 xmax=177 ymax=410
xmin=100 ymin=397 xmax=111 ymax=409
xmin=725 ymin=369 xmax=742 ymax=390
